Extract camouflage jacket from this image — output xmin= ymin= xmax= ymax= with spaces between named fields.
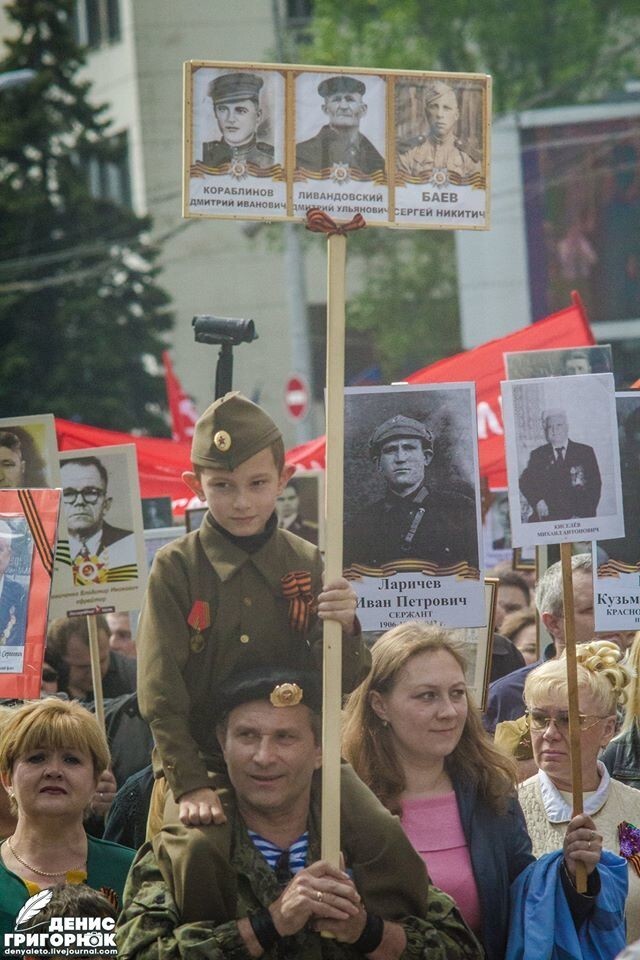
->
xmin=116 ymin=815 xmax=484 ymax=960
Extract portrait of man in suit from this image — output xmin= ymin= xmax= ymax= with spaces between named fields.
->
xmin=519 ymin=409 xmax=602 ymax=522
xmin=0 ymin=519 xmax=27 ymax=647
xmin=60 ymin=455 xmax=136 ymax=586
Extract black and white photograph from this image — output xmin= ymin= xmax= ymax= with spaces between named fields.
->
xmin=343 ymin=383 xmax=485 ymax=630
xmin=394 ymin=73 xmax=489 ymax=229
xmin=482 ymin=490 xmax=513 ymax=568
xmin=504 ymin=344 xmax=613 ymax=381
xmin=0 ymin=514 xmax=32 ymax=654
xmin=275 ymin=471 xmax=323 ymax=549
xmin=50 ymin=444 xmax=148 ymax=618
xmin=502 ymin=373 xmax=624 ymax=547
xmin=142 ymin=496 xmax=173 ymax=530
xmin=594 ymin=394 xmax=640 ymax=632
xmin=185 ymin=506 xmax=207 ymax=534
xmin=0 ymin=413 xmax=60 ymax=489
xmin=293 ymin=69 xmax=388 ymax=223
xmin=185 ymin=62 xmax=287 ymax=220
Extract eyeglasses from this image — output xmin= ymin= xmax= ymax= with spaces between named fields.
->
xmin=62 ymin=487 xmax=105 ymax=505
xmin=526 ymin=709 xmax=608 ymax=733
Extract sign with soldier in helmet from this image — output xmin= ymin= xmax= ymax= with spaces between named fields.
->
xmin=343 ymin=384 xmax=485 ymax=630
xmin=183 ymin=61 xmax=491 ymax=230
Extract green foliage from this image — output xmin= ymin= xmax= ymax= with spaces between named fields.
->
xmin=0 ymin=0 xmax=173 ymax=433
xmin=294 ymin=0 xmax=640 ymax=375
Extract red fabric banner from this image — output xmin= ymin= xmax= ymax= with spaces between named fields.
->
xmin=162 ymin=350 xmax=199 ymax=443
xmin=55 ymin=294 xmax=594 ymax=513
xmin=287 ymin=293 xmax=594 ymax=490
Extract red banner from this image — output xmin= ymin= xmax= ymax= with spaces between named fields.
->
xmin=287 ymin=293 xmax=594 ymax=489
xmin=162 ymin=350 xmax=199 ymax=443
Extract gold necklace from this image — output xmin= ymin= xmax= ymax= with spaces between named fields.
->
xmin=6 ymin=836 xmax=86 ymax=878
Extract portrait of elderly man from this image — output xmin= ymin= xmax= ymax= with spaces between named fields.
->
xmin=519 ymin=409 xmax=601 ymax=522
xmin=0 ymin=520 xmax=27 ymax=647
xmin=60 ymin=455 xmax=136 ymax=585
xmin=343 ymin=415 xmax=478 ymax=569
xmin=296 ymin=75 xmax=385 ymax=177
xmin=117 ymin=666 xmax=482 ymax=960
xmin=201 ymin=71 xmax=274 ymax=170
xmin=397 ymin=80 xmax=481 ymax=181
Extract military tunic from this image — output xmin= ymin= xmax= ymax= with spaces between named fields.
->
xmin=397 ymin=135 xmax=480 ymax=180
xmin=116 ymin=807 xmax=484 ymax=960
xmin=201 ymin=138 xmax=274 ymax=169
xmin=137 ymin=513 xmax=370 ymax=801
xmin=344 ymin=485 xmax=479 ymax=570
xmin=296 ymin=126 xmax=384 ymax=176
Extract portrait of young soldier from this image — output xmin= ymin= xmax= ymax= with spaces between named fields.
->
xmin=343 ymin=415 xmax=478 ymax=569
xmin=296 ymin=75 xmax=384 ymax=177
xmin=397 ymin=80 xmax=481 ymax=181
xmin=276 ymin=478 xmax=319 ymax=545
xmin=201 ymin=72 xmax=274 ymax=171
xmin=519 ymin=409 xmax=601 ymax=522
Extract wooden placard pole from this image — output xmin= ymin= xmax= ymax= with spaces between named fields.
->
xmin=86 ymin=613 xmax=105 ymax=734
xmin=559 ymin=542 xmax=587 ymax=893
xmin=321 ymin=232 xmax=347 ymax=869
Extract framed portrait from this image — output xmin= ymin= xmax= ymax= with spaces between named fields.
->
xmin=501 ymin=373 xmax=624 ymax=547
xmin=144 ymin=525 xmax=186 ymax=570
xmin=512 ymin=546 xmax=536 ymax=571
xmin=343 ymin=383 xmax=485 ymax=629
xmin=0 ymin=488 xmax=61 ymax=699
xmin=185 ymin=506 xmax=207 ymax=533
xmin=142 ymin=496 xmax=174 ymax=530
xmin=594 ymin=393 xmax=640 ymax=631
xmin=0 ymin=413 xmax=60 ymax=489
xmin=276 ymin=470 xmax=324 ymax=550
xmin=482 ymin=489 xmax=512 ymax=568
xmin=504 ymin=345 xmax=612 ymax=381
xmin=183 ymin=60 xmax=491 ymax=231
xmin=451 ymin=578 xmax=497 ymax=710
xmin=50 ymin=445 xmax=148 ymax=618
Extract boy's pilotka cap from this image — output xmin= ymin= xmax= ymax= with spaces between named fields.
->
xmin=191 ymin=391 xmax=282 ymax=470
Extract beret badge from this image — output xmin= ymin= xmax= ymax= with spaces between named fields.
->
xmin=270 ymin=683 xmax=303 ymax=708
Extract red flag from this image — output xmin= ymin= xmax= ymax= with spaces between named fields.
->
xmin=162 ymin=350 xmax=199 ymax=443
xmin=286 ymin=292 xmax=594 ymax=490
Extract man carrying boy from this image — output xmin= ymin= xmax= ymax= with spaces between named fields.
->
xmin=137 ymin=393 xmax=384 ymax=919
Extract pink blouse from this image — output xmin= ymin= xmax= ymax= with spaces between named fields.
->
xmin=401 ymin=790 xmax=481 ymax=934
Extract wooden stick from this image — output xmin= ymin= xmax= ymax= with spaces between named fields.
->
xmin=560 ymin=542 xmax=586 ymax=893
xmin=86 ymin=613 xmax=105 ymax=735
xmin=321 ymin=233 xmax=347 ymax=870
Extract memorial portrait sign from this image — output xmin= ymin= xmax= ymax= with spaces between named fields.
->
xmin=183 ymin=60 xmax=491 ymax=230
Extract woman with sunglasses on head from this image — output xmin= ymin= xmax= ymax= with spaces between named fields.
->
xmin=520 ymin=639 xmax=639 ymax=942
xmin=342 ymin=623 xmax=622 ymax=960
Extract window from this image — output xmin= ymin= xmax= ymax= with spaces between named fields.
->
xmin=75 ymin=0 xmax=121 ymax=49
xmin=285 ymin=0 xmax=314 ymax=44
xmin=85 ymin=131 xmax=132 ymax=208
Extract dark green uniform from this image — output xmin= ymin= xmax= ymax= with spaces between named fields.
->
xmin=117 ymin=799 xmax=484 ymax=960
xmin=137 ymin=513 xmax=370 ymax=800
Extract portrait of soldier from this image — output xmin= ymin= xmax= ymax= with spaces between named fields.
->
xmin=519 ymin=409 xmax=602 ymax=522
xmin=0 ymin=520 xmax=27 ymax=647
xmin=60 ymin=455 xmax=136 ymax=586
xmin=397 ymin=79 xmax=481 ymax=181
xmin=343 ymin=415 xmax=478 ymax=569
xmin=296 ymin=75 xmax=384 ymax=177
xmin=562 ymin=348 xmax=592 ymax=377
xmin=201 ymin=71 xmax=274 ymax=171
xmin=598 ymin=403 xmax=640 ymax=566
xmin=0 ymin=428 xmax=48 ymax=489
xmin=276 ymin=478 xmax=319 ymax=545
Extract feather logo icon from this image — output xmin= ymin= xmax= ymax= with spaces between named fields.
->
xmin=15 ymin=889 xmax=53 ymax=929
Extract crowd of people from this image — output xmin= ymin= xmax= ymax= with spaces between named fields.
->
xmin=0 ymin=391 xmax=639 ymax=959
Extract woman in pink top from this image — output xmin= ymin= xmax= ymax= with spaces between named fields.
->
xmin=343 ymin=623 xmax=605 ymax=960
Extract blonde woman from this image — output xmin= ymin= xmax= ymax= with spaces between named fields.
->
xmin=342 ymin=622 xmax=601 ymax=960
xmin=520 ymin=640 xmax=639 ymax=942
xmin=0 ymin=698 xmax=134 ymax=941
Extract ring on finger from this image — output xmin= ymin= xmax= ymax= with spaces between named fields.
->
xmin=316 ymin=891 xmax=324 ymax=903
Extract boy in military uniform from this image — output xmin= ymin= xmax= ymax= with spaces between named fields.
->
xmin=138 ymin=393 xmax=413 ymax=921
